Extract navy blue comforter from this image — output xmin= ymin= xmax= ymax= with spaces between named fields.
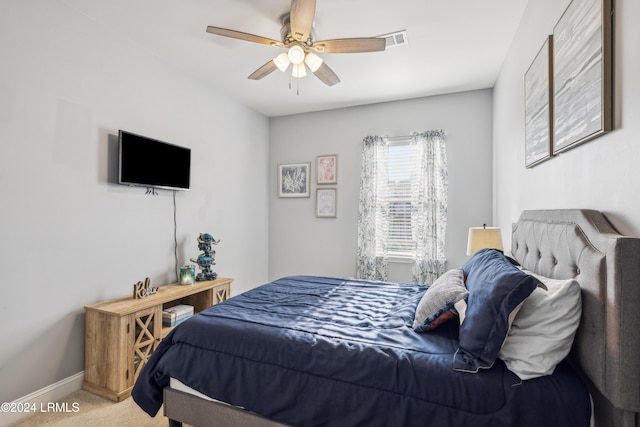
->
xmin=132 ymin=276 xmax=590 ymax=427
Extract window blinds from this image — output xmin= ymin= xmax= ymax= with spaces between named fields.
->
xmin=378 ymin=140 xmax=419 ymax=256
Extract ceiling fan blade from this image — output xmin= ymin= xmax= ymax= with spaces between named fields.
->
xmin=310 ymin=37 xmax=386 ymax=54
xmin=290 ymin=0 xmax=316 ymax=42
xmin=206 ymin=26 xmax=284 ymax=48
xmin=248 ymin=60 xmax=279 ymax=80
xmin=312 ymin=62 xmax=340 ymax=86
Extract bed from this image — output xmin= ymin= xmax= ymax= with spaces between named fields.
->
xmin=132 ymin=209 xmax=640 ymax=427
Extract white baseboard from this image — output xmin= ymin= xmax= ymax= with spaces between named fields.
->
xmin=0 ymin=371 xmax=84 ymax=427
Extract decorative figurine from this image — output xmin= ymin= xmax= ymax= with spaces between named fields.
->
xmin=190 ymin=233 xmax=220 ymax=281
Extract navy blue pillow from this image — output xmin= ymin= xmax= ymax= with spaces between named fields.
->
xmin=453 ymin=249 xmax=540 ymax=373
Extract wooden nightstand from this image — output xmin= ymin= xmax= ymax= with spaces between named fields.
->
xmin=83 ymin=277 xmax=232 ymax=401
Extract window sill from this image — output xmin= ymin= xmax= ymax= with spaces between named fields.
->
xmin=387 ymin=255 xmax=414 ymax=264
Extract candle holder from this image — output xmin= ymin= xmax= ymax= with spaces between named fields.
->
xmin=179 ymin=265 xmax=196 ymax=285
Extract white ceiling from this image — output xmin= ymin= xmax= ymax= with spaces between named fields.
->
xmin=63 ymin=0 xmax=528 ymax=117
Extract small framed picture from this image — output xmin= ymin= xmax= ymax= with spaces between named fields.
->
xmin=316 ymin=154 xmax=337 ymax=185
xmin=278 ymin=162 xmax=310 ymax=197
xmin=316 ymin=188 xmax=337 ymax=218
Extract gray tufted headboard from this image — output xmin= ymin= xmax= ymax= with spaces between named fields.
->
xmin=511 ymin=210 xmax=640 ymax=427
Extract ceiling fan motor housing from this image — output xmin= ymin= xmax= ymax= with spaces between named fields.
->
xmin=280 ymin=17 xmax=315 ymax=47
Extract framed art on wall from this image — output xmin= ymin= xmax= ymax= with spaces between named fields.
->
xmin=316 ymin=188 xmax=337 ymax=218
xmin=278 ymin=162 xmax=310 ymax=198
xmin=316 ymin=154 xmax=337 ymax=184
xmin=552 ymin=0 xmax=612 ymax=154
xmin=524 ymin=35 xmax=553 ymax=168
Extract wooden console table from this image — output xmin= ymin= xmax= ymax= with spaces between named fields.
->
xmin=83 ymin=277 xmax=233 ymax=401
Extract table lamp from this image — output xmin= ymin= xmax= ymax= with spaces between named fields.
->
xmin=466 ymin=224 xmax=503 ymax=256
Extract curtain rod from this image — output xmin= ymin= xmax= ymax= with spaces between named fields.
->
xmin=386 ymin=130 xmax=446 ymax=141
xmin=360 ymin=135 xmax=412 ymax=146
xmin=385 ymin=135 xmax=413 ymax=142
xmin=362 ymin=130 xmax=446 ymax=144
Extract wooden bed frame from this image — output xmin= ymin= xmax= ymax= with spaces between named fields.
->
xmin=162 ymin=209 xmax=640 ymax=427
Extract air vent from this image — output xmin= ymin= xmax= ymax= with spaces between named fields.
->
xmin=380 ymin=30 xmax=408 ymax=48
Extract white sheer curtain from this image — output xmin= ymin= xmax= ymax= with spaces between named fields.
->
xmin=410 ymin=131 xmax=448 ymax=284
xmin=356 ymin=135 xmax=389 ymax=281
xmin=356 ymin=131 xmax=448 ymax=284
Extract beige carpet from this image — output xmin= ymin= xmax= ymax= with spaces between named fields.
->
xmin=9 ymin=391 xmax=172 ymax=427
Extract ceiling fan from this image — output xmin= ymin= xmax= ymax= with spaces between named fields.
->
xmin=206 ymin=0 xmax=386 ymax=88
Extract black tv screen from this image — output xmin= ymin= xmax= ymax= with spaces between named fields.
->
xmin=118 ymin=130 xmax=191 ymax=191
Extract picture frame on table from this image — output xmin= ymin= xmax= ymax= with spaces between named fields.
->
xmin=278 ymin=162 xmax=310 ymax=198
xmin=524 ymin=35 xmax=554 ymax=168
xmin=316 ymin=188 xmax=337 ymax=218
xmin=552 ymin=0 xmax=612 ymax=154
xmin=316 ymin=154 xmax=337 ymax=185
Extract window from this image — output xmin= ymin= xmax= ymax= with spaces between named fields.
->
xmin=385 ymin=142 xmax=414 ymax=256
xmin=357 ymin=131 xmax=448 ymax=284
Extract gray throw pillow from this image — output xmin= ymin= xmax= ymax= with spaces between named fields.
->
xmin=413 ymin=268 xmax=467 ymax=332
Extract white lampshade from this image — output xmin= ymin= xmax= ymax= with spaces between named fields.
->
xmin=291 ymin=63 xmax=307 ymax=78
xmin=273 ymin=52 xmax=291 ymax=72
xmin=466 ymin=225 xmax=503 ymax=256
xmin=287 ymin=45 xmax=305 ymax=65
xmin=304 ymin=52 xmax=323 ymax=72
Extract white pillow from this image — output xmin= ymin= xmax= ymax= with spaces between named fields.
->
xmin=498 ymin=272 xmax=581 ymax=380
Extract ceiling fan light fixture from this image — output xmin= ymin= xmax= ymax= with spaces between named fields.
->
xmin=287 ymin=45 xmax=305 ymax=65
xmin=292 ymin=63 xmax=307 ymax=78
xmin=273 ymin=52 xmax=291 ymax=72
xmin=304 ymin=52 xmax=323 ymax=72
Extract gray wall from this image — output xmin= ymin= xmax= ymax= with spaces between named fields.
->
xmin=0 ymin=2 xmax=269 ymax=403
xmin=493 ymin=0 xmax=640 ymax=240
xmin=269 ymin=89 xmax=494 ymax=282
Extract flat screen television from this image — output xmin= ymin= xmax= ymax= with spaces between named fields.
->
xmin=118 ymin=130 xmax=191 ymax=191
